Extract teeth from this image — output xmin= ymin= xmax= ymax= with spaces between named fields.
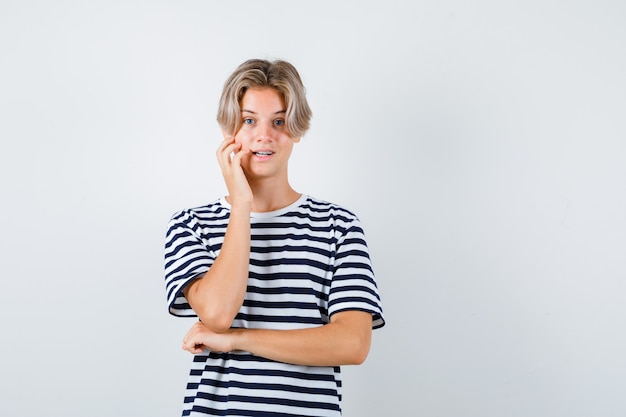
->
xmin=255 ymin=151 xmax=272 ymax=156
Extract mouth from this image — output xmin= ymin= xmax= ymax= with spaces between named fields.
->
xmin=252 ymin=151 xmax=274 ymax=156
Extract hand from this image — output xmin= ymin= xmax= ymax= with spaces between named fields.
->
xmin=182 ymin=321 xmax=236 ymax=354
xmin=216 ymin=137 xmax=253 ymax=207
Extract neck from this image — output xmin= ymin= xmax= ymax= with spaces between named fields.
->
xmin=240 ymin=177 xmax=300 ymax=213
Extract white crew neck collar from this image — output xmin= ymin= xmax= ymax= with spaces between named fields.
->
xmin=219 ymin=194 xmax=307 ymax=218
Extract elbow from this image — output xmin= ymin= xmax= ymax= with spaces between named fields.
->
xmin=185 ymin=282 xmax=237 ymax=333
xmin=349 ymin=343 xmax=370 ymax=365
xmin=344 ymin=334 xmax=371 ymax=365
xmin=330 ymin=311 xmax=373 ymax=365
xmin=197 ymin=307 xmax=236 ymax=333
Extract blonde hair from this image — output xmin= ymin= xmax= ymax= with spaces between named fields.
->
xmin=217 ymin=59 xmax=312 ymax=138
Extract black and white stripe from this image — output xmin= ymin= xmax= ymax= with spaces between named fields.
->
xmin=164 ymin=194 xmax=384 ymax=416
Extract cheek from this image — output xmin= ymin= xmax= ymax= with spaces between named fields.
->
xmin=233 ymin=131 xmax=248 ymax=146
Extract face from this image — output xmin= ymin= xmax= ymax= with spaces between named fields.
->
xmin=232 ymin=87 xmax=300 ymax=180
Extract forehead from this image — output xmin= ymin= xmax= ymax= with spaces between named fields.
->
xmin=240 ymin=87 xmax=285 ymax=112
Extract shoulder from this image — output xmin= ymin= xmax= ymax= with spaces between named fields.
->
xmin=166 ymin=199 xmax=230 ymax=238
xmin=300 ymin=195 xmax=360 ymax=222
xmin=169 ymin=198 xmax=228 ymax=224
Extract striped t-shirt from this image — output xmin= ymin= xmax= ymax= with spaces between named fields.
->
xmin=164 ymin=194 xmax=385 ymax=416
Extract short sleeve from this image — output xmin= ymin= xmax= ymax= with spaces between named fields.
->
xmin=164 ymin=210 xmax=215 ymax=317
xmin=328 ymin=217 xmax=385 ymax=329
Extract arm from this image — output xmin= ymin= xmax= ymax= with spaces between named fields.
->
xmin=183 ymin=137 xmax=252 ymax=333
xmin=182 ymin=310 xmax=373 ymax=366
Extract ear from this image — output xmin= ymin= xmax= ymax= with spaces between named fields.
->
xmin=292 ymin=136 xmax=302 ymax=143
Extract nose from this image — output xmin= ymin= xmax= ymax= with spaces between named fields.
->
xmin=256 ymin=121 xmax=274 ymax=141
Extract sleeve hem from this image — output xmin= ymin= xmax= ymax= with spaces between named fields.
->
xmin=329 ymin=307 xmax=386 ymax=330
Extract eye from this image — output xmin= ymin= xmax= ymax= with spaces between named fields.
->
xmin=274 ymin=119 xmax=285 ymax=127
xmin=243 ymin=118 xmax=254 ymax=125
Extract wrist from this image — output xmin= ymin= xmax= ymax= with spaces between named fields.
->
xmin=226 ymin=196 xmax=253 ymax=212
xmin=230 ymin=202 xmax=252 ymax=212
xmin=230 ymin=328 xmax=248 ymax=352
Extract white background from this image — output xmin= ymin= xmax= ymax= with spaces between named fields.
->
xmin=1 ymin=1 xmax=625 ymax=416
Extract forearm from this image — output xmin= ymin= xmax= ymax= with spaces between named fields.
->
xmin=231 ymin=311 xmax=372 ymax=366
xmin=185 ymin=203 xmax=251 ymax=331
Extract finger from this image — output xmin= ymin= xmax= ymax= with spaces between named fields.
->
xmin=182 ymin=343 xmax=202 ymax=354
xmin=218 ymin=143 xmax=242 ymax=167
xmin=182 ymin=336 xmax=199 ymax=350
xmin=217 ymin=152 xmax=237 ymax=174
xmin=182 ymin=337 xmax=192 ymax=350
xmin=217 ymin=136 xmax=236 ymax=154
xmin=216 ymin=137 xmax=235 ymax=160
xmin=182 ymin=324 xmax=199 ymax=349
xmin=216 ymin=136 xmax=235 ymax=155
xmin=231 ymin=147 xmax=250 ymax=165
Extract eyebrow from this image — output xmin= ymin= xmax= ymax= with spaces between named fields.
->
xmin=241 ymin=109 xmax=286 ymax=115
